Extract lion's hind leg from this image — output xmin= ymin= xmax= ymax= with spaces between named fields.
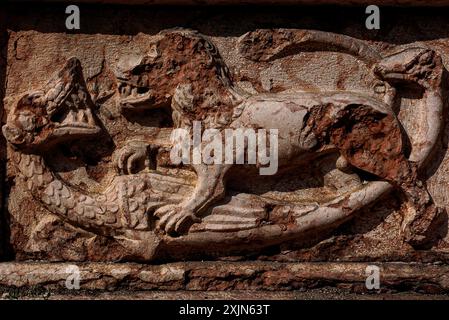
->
xmin=310 ymin=103 xmax=441 ymax=246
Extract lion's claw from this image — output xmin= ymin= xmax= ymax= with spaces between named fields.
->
xmin=155 ymin=204 xmax=199 ymax=235
xmin=113 ymin=140 xmax=149 ymax=175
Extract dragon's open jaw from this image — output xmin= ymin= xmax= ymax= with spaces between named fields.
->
xmin=118 ymin=80 xmax=153 ymax=109
xmin=52 ymin=107 xmax=100 ymax=137
xmin=47 ymin=80 xmax=101 ymax=138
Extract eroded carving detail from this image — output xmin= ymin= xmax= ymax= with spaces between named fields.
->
xmin=3 ymin=29 xmax=445 ymax=261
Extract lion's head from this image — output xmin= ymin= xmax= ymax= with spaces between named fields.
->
xmin=115 ymin=29 xmax=235 ymax=116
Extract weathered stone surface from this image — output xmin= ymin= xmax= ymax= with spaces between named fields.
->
xmin=0 ymin=6 xmax=7 ymax=262
xmin=0 ymin=262 xmax=449 ymax=294
xmin=23 ymin=290 xmax=449 ymax=300
xmin=2 ymin=3 xmax=449 ymax=296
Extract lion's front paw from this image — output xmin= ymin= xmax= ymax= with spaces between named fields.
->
xmin=113 ymin=140 xmax=149 ymax=175
xmin=155 ymin=204 xmax=200 ymax=235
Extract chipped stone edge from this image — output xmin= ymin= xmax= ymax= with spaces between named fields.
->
xmin=0 ymin=5 xmax=7 ymax=262
xmin=0 ymin=261 xmax=448 ymax=294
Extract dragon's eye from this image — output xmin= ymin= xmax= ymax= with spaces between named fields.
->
xmin=17 ymin=111 xmax=36 ymax=132
xmin=29 ymin=92 xmax=44 ymax=104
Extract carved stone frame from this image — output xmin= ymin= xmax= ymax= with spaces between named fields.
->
xmin=1 ymin=1 xmax=449 ymax=299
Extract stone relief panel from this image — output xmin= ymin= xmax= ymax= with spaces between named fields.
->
xmin=2 ymin=27 xmax=449 ymax=263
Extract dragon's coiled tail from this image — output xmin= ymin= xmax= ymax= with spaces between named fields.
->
xmin=12 ymin=150 xmax=191 ymax=236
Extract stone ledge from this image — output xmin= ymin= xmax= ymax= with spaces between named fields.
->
xmin=4 ymin=290 xmax=449 ymax=300
xmin=0 ymin=262 xmax=448 ymax=294
xmin=7 ymin=0 xmax=449 ymax=6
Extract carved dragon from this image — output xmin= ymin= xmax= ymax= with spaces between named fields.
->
xmin=2 ymin=30 xmax=445 ymax=262
xmin=2 ymin=58 xmax=194 ymax=259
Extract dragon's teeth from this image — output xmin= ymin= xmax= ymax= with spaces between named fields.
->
xmin=66 ymin=110 xmax=77 ymax=123
xmin=77 ymin=111 xmax=87 ymax=123
xmin=85 ymin=109 xmax=95 ymax=126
